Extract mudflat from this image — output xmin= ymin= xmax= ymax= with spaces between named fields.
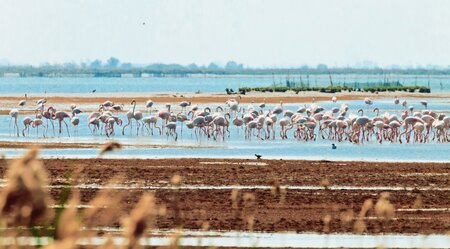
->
xmin=1 ymin=158 xmax=447 ymax=234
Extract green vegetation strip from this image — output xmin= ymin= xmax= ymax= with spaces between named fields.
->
xmin=238 ymin=85 xmax=430 ymax=93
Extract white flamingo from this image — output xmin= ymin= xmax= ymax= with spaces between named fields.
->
xmin=9 ymin=109 xmax=19 ymax=137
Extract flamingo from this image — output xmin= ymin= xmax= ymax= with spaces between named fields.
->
xmin=145 ymin=100 xmax=154 ymax=113
xmin=157 ymin=104 xmax=172 ymax=132
xmin=22 ymin=117 xmax=33 ymax=136
xmin=41 ymin=107 xmax=56 ymax=136
xmin=142 ymin=116 xmax=161 ymax=135
xmin=9 ymin=109 xmax=19 ymax=137
xmin=259 ymin=99 xmax=266 ymax=110
xmin=227 ymin=100 xmax=241 ymax=116
xmin=210 ymin=113 xmax=230 ymax=141
xmin=88 ymin=117 xmax=100 ymax=134
xmin=105 ymin=116 xmax=122 ymax=137
xmin=102 ymin=100 xmax=114 ymax=108
xmin=279 ymin=118 xmax=292 ymax=139
xmin=245 ymin=120 xmax=258 ymax=140
xmin=272 ymin=101 xmax=283 ymax=115
xmin=165 ymin=122 xmax=178 ymax=141
xmin=364 ymin=97 xmax=373 ymax=105
xmin=232 ymin=115 xmax=244 ymax=133
xmin=394 ymin=96 xmax=400 ymax=105
xmin=190 ymin=104 xmax=199 ymax=112
xmin=176 ymin=113 xmax=188 ymax=137
xmin=264 ymin=116 xmax=275 ymax=140
xmin=401 ymin=100 xmax=407 ymax=107
xmin=179 ymin=101 xmax=191 ymax=113
xmin=36 ymin=99 xmax=47 ymax=105
xmin=192 ymin=116 xmax=208 ymax=140
xmin=53 ymin=111 xmax=71 ymax=137
xmin=32 ymin=115 xmax=46 ymax=137
xmin=71 ymin=116 xmax=80 ymax=136
xmin=18 ymin=94 xmax=27 ymax=108
xmin=420 ymin=100 xmax=428 ymax=109
xmin=111 ymin=104 xmax=124 ymax=113
xmin=69 ymin=105 xmax=82 ymax=136
xmin=122 ymin=99 xmax=143 ymax=136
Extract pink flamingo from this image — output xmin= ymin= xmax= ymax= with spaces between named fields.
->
xmin=176 ymin=113 xmax=188 ymax=137
xmin=122 ymin=99 xmax=143 ymax=136
xmin=279 ymin=118 xmax=292 ymax=139
xmin=41 ymin=106 xmax=56 ymax=136
xmin=22 ymin=117 xmax=33 ymax=136
xmin=52 ymin=110 xmax=71 ymax=137
xmin=32 ymin=115 xmax=46 ymax=137
xmin=157 ymin=104 xmax=171 ymax=132
xmin=105 ymin=116 xmax=122 ymax=137
xmin=142 ymin=116 xmax=161 ymax=135
xmin=232 ymin=115 xmax=244 ymax=134
xmin=88 ymin=117 xmax=100 ymax=134
xmin=165 ymin=121 xmax=178 ymax=141
xmin=179 ymin=101 xmax=191 ymax=113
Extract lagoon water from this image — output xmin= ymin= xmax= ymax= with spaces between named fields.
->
xmin=0 ymin=99 xmax=449 ymax=162
xmin=2 ymin=232 xmax=449 ymax=248
xmin=0 ymin=74 xmax=449 ymax=94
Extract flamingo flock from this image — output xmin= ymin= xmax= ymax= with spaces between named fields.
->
xmin=6 ymin=96 xmax=450 ymax=144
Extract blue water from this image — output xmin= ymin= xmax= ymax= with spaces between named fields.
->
xmin=4 ymin=232 xmax=449 ymax=248
xmin=1 ymin=99 xmax=449 ymax=162
xmin=0 ymin=75 xmax=449 ymax=94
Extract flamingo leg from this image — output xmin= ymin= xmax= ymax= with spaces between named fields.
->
xmin=15 ymin=118 xmax=19 ymax=137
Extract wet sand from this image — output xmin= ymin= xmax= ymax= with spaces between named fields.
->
xmin=0 ymin=158 xmax=448 ymax=234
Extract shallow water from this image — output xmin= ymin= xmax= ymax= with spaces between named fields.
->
xmin=0 ymin=75 xmax=449 ymax=94
xmin=0 ymin=99 xmax=449 ymax=162
xmin=2 ymin=231 xmax=449 ymax=248
xmin=1 ymin=182 xmax=447 ymax=191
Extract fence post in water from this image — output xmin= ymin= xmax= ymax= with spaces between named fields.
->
xmin=328 ymin=71 xmax=333 ymax=87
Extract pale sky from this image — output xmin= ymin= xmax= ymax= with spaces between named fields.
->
xmin=1 ymin=0 xmax=450 ymax=67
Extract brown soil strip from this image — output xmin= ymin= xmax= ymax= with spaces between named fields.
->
xmin=0 ymin=91 xmax=447 ymax=106
xmin=0 ymin=158 xmax=448 ymax=234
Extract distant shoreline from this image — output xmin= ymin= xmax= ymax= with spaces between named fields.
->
xmin=4 ymin=73 xmax=450 ymax=79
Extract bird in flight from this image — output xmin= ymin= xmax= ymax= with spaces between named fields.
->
xmin=92 ymin=89 xmax=96 ymax=93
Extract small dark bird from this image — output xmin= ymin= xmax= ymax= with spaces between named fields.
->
xmin=255 ymin=154 xmax=262 ymax=159
xmin=332 ymin=144 xmax=337 ymax=149
xmin=92 ymin=89 xmax=96 ymax=93
xmin=142 ymin=22 xmax=146 ymax=25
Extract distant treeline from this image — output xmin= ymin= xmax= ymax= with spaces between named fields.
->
xmin=3 ymin=67 xmax=450 ymax=78
xmin=1 ymin=58 xmax=450 ymax=77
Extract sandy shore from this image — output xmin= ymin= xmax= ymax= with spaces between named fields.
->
xmin=0 ymin=91 xmax=448 ymax=114
xmin=1 ymin=158 xmax=447 ymax=234
xmin=0 ymin=92 xmax=450 ymax=115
